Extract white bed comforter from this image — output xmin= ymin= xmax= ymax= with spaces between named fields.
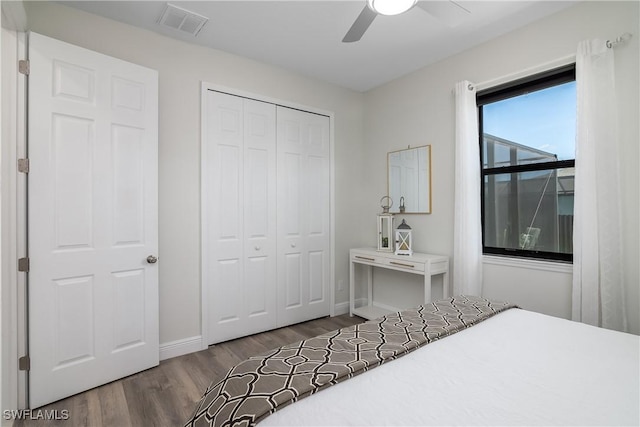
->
xmin=260 ymin=309 xmax=639 ymax=426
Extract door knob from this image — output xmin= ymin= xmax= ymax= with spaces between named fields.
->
xmin=147 ymin=255 xmax=158 ymax=264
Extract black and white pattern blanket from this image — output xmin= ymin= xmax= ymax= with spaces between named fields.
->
xmin=185 ymin=295 xmax=518 ymax=427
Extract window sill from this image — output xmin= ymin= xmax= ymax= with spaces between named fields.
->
xmin=482 ymin=255 xmax=572 ymax=274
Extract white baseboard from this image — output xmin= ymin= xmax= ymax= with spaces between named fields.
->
xmin=160 ymin=303 xmax=358 ymax=360
xmin=333 ymin=301 xmax=350 ymax=316
xmin=159 ymin=335 xmax=203 ymax=361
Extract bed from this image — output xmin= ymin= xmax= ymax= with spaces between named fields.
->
xmin=185 ymin=295 xmax=640 ymax=426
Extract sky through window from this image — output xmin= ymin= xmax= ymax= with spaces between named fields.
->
xmin=482 ymin=81 xmax=576 ymax=161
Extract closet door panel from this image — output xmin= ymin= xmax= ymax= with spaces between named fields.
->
xmin=278 ymin=116 xmax=304 ymax=319
xmin=243 ymin=99 xmax=277 ymax=336
xmin=304 ymin=114 xmax=331 ymax=316
xmin=205 ymin=92 xmax=277 ymax=344
xmin=277 ymin=107 xmax=330 ymax=326
xmin=205 ymin=92 xmax=245 ymax=343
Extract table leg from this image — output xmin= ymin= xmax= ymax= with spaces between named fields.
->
xmin=349 ymin=258 xmax=355 ymax=316
xmin=424 ymin=263 xmax=432 ymax=304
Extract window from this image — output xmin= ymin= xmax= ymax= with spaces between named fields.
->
xmin=477 ymin=65 xmax=576 ymax=262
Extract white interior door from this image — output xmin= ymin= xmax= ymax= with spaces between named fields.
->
xmin=28 ymin=32 xmax=159 ymax=408
xmin=204 ymin=90 xmax=277 ymax=344
xmin=277 ymin=106 xmax=331 ymax=325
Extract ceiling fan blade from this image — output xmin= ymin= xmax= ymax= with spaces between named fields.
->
xmin=417 ymin=0 xmax=471 ymax=28
xmin=342 ymin=5 xmax=377 ymax=43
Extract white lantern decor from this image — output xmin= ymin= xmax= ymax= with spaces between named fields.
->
xmin=377 ymin=196 xmax=394 ymax=252
xmin=395 ymin=219 xmax=413 ymax=256
xmin=377 ymin=213 xmax=394 ymax=252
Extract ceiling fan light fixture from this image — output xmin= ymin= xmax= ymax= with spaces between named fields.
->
xmin=367 ymin=0 xmax=417 ymax=16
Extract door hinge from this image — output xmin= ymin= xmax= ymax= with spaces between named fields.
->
xmin=18 ymin=59 xmax=29 ymax=76
xmin=18 ymin=158 xmax=29 ymax=173
xmin=18 ymin=355 xmax=30 ymax=371
xmin=18 ymin=257 xmax=29 ymax=272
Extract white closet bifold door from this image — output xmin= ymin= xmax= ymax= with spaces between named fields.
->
xmin=276 ymin=106 xmax=331 ymax=326
xmin=204 ymin=91 xmax=277 ymax=344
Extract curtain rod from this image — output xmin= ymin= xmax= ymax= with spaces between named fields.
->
xmin=607 ymin=33 xmax=633 ymax=49
xmin=463 ymin=34 xmax=633 ymax=92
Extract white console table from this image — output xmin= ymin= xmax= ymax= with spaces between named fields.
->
xmin=349 ymin=248 xmax=449 ymax=320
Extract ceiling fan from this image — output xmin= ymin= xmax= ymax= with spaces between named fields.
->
xmin=343 ymin=0 xmax=471 ymax=43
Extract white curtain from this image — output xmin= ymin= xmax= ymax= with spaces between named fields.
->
xmin=453 ymin=81 xmax=482 ymax=296
xmin=572 ymin=39 xmax=627 ymax=332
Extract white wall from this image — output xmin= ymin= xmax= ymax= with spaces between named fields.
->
xmin=23 ymin=1 xmax=366 ymax=345
xmin=363 ymin=1 xmax=639 ymax=333
xmin=483 ymin=257 xmax=573 ymax=318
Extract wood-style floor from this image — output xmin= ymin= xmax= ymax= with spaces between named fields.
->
xmin=15 ymin=314 xmax=364 ymax=427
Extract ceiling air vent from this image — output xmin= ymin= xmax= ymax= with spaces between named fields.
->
xmin=158 ymin=3 xmax=208 ymax=36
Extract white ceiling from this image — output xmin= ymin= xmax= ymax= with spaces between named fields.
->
xmin=59 ymin=1 xmax=579 ymax=92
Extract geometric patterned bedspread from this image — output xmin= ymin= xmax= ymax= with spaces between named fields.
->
xmin=184 ymin=295 xmax=518 ymax=427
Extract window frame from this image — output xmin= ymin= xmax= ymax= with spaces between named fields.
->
xmin=477 ymin=64 xmax=576 ymax=263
